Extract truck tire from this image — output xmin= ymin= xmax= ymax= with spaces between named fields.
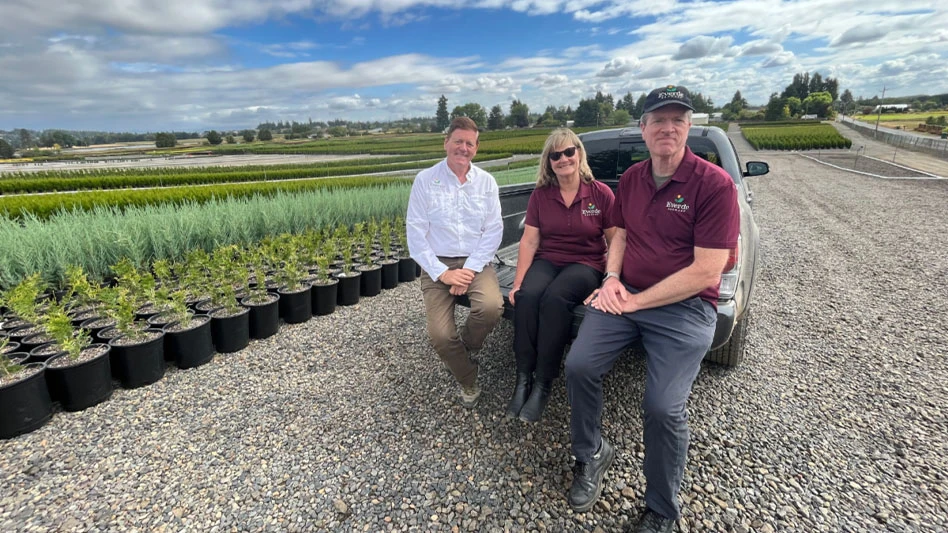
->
xmin=705 ymin=311 xmax=750 ymax=367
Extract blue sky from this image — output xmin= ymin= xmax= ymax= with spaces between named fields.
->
xmin=1 ymin=0 xmax=946 ymax=132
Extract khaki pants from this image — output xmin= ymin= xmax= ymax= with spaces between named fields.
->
xmin=420 ymin=258 xmax=503 ymax=388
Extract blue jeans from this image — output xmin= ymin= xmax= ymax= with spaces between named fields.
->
xmin=564 ymin=287 xmax=716 ymax=519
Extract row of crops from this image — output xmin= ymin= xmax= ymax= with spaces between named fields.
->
xmin=741 ymin=122 xmax=852 ymax=150
xmin=0 ymin=166 xmax=538 ymax=289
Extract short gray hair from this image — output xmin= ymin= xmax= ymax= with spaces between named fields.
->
xmin=640 ymin=109 xmax=693 ymax=126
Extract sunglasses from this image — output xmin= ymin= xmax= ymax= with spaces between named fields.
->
xmin=549 ymin=146 xmax=577 ymax=161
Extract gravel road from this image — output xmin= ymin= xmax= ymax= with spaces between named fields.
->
xmin=1 ymin=154 xmax=947 ymax=532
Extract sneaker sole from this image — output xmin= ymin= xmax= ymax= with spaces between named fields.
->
xmin=568 ymin=444 xmax=615 ymax=513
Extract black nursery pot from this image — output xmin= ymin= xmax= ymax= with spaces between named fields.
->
xmin=240 ymin=293 xmax=281 ymax=340
xmin=163 ymin=315 xmax=215 ymax=370
xmin=380 ymin=260 xmax=399 ymax=290
xmin=311 ymin=279 xmax=338 ymax=316
xmin=0 ymin=358 xmax=54 ymax=440
xmin=45 ymin=345 xmax=114 ymax=412
xmin=278 ymin=284 xmax=313 ymax=325
xmin=335 ymin=272 xmax=361 ymax=306
xmin=79 ymin=316 xmax=116 ymax=340
xmin=209 ymin=307 xmax=250 ymax=354
xmin=398 ymin=257 xmax=417 ymax=282
xmin=359 ymin=265 xmax=383 ymax=297
xmin=108 ymin=329 xmax=165 ymax=389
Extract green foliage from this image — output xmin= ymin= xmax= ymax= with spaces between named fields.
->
xmin=1 ymin=336 xmax=24 ymax=377
xmin=0 ymin=139 xmax=13 ymax=159
xmin=42 ymin=301 xmax=92 ymax=360
xmin=509 ymin=100 xmax=530 ymax=128
xmin=436 ymin=95 xmax=450 ymax=132
xmin=450 ymin=103 xmax=488 ymax=129
xmin=101 ymin=286 xmax=148 ymax=341
xmin=206 ymin=130 xmax=223 ymax=145
xmin=0 ymin=165 xmax=536 ymax=289
xmin=741 ymin=124 xmax=852 ymax=150
xmin=63 ymin=265 xmax=100 ymax=311
xmin=488 ymin=105 xmax=505 ymax=131
xmin=241 ymin=130 xmax=256 ymax=143
xmin=155 ymin=133 xmax=177 ymax=148
xmin=1 ymin=273 xmax=46 ymax=322
xmin=258 ymin=129 xmax=273 ymax=142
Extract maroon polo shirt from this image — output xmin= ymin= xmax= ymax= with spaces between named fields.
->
xmin=611 ymin=146 xmax=739 ymax=305
xmin=525 ymin=180 xmax=615 ymax=272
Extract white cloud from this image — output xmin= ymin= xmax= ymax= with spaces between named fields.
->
xmin=672 ymin=36 xmax=735 ymax=60
xmin=597 ymin=57 xmax=640 ymax=78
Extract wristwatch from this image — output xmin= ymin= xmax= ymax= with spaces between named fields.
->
xmin=602 ymin=271 xmax=620 ymax=283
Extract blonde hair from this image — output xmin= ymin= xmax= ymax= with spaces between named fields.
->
xmin=536 ymin=128 xmax=594 ymax=188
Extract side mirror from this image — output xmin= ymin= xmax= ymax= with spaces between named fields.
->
xmin=744 ymin=161 xmax=769 ymax=177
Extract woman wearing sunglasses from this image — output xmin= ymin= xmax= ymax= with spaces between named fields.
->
xmin=507 ymin=128 xmax=617 ymax=422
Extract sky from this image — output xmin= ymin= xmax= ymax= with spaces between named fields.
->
xmin=1 ymin=0 xmax=946 ymax=133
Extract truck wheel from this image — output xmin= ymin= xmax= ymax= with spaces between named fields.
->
xmin=705 ymin=311 xmax=750 ymax=367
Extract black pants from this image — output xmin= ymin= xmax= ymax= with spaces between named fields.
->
xmin=513 ymin=259 xmax=602 ymax=381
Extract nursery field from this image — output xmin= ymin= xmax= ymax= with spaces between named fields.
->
xmin=741 ymin=122 xmax=852 ymax=150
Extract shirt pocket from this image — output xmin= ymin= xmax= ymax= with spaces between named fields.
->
xmin=429 ymin=187 xmax=455 ymax=223
xmin=460 ymin=192 xmax=489 ymax=228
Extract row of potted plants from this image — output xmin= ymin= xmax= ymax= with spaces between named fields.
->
xmin=0 ymin=217 xmax=420 ymax=440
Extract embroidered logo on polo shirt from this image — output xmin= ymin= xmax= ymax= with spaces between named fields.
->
xmin=581 ymin=202 xmax=601 ymax=216
xmin=666 ymin=194 xmax=690 ymax=212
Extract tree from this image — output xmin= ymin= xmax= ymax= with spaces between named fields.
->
xmin=808 ymin=72 xmax=823 ymax=97
xmin=241 ymin=130 xmax=255 ymax=142
xmin=487 ymin=105 xmax=505 ymax=130
xmin=258 ymin=129 xmax=273 ymax=141
xmin=690 ymin=92 xmax=714 ymax=114
xmin=206 ymin=130 xmax=223 ymax=145
xmin=436 ymin=95 xmax=450 ymax=132
xmin=155 ymin=132 xmax=176 ymax=148
xmin=450 ymin=103 xmax=487 ymax=129
xmin=840 ymin=89 xmax=855 ymax=114
xmin=617 ymin=92 xmax=636 ymax=114
xmin=634 ymin=93 xmax=647 ymax=118
xmin=782 ymin=72 xmax=810 ymax=100
xmin=17 ymin=129 xmax=32 ymax=149
xmin=803 ymin=91 xmax=834 ymax=118
xmin=730 ymin=91 xmax=748 ymax=113
xmin=0 ymin=139 xmax=13 ymax=159
xmin=225 ymin=134 xmax=236 ymax=144
xmin=786 ymin=97 xmax=802 ymax=117
xmin=611 ymin=109 xmax=631 ymax=126
xmin=764 ymin=93 xmax=789 ymax=121
xmin=574 ymin=98 xmax=601 ymax=127
xmin=509 ymin=99 xmax=529 ymax=128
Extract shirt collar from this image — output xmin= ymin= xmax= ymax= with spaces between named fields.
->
xmin=645 ymin=146 xmax=698 ymax=185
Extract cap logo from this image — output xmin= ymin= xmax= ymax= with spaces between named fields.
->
xmin=659 ymin=86 xmax=685 ymax=100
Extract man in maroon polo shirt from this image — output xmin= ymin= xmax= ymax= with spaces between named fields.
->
xmin=562 ymin=86 xmax=740 ymax=533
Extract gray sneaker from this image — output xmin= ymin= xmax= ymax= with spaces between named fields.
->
xmin=459 ymin=381 xmax=481 ymax=408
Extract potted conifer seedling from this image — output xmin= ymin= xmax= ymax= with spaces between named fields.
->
xmin=334 ymin=231 xmax=362 ymax=306
xmin=240 ymin=248 xmax=281 ymax=339
xmin=162 ymin=290 xmax=215 ymax=369
xmin=206 ymin=247 xmax=251 ymax=353
xmin=41 ymin=302 xmax=113 ymax=411
xmin=394 ymin=217 xmax=417 ymax=282
xmin=378 ymin=219 xmax=400 ymax=290
xmin=358 ymin=230 xmax=383 ymax=297
xmin=276 ymin=248 xmax=312 ymax=325
xmin=103 ymin=286 xmax=166 ymax=389
xmin=0 ymin=337 xmax=54 ymax=439
xmin=311 ymin=251 xmax=339 ymax=316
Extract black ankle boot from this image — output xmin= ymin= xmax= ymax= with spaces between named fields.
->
xmin=505 ymin=372 xmax=533 ymax=418
xmin=518 ymin=380 xmax=552 ymax=422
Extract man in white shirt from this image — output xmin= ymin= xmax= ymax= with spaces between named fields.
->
xmin=406 ymin=117 xmax=504 ymax=408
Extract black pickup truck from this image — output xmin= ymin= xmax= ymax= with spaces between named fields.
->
xmin=466 ymin=126 xmax=769 ymax=367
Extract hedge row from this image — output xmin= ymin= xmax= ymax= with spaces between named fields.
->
xmin=742 ymin=124 xmax=852 ymax=150
xmin=0 ymin=175 xmax=413 ymax=220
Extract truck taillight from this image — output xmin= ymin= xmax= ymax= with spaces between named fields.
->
xmin=718 ymin=237 xmax=741 ymax=299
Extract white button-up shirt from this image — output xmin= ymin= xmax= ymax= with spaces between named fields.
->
xmin=406 ymin=159 xmax=503 ymax=282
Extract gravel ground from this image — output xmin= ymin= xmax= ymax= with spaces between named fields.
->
xmin=2 ymin=154 xmax=947 ymax=532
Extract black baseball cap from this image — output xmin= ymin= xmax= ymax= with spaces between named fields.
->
xmin=643 ymin=85 xmax=695 ymax=114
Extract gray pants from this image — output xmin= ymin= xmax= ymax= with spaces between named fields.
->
xmin=564 ymin=290 xmax=716 ymax=519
